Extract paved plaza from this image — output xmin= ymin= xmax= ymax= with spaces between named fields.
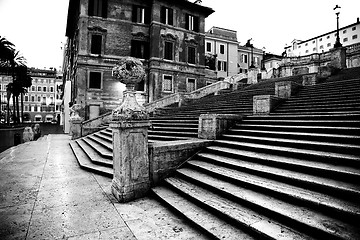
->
xmin=0 ymin=134 xmax=208 ymax=240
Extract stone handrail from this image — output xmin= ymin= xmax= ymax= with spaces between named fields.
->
xmin=80 ymin=111 xmax=112 ymax=136
xmin=144 ymin=80 xmax=233 ymax=112
xmin=144 ymin=92 xmax=185 ymax=113
xmin=186 ymin=80 xmax=231 ymax=99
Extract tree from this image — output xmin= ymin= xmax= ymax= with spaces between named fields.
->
xmin=0 ymin=36 xmax=31 ymax=124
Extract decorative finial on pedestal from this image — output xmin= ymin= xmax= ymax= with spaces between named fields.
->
xmin=69 ymin=104 xmax=83 ymax=121
xmin=112 ymin=57 xmax=149 ymax=121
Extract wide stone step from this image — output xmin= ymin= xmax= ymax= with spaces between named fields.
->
xmin=82 ymin=137 xmax=112 ymax=159
xmin=221 ymin=133 xmax=360 ymax=155
xmin=237 ymin=124 xmax=360 ymax=135
xmin=152 ymin=186 xmax=256 ymax=240
xmin=271 ymin=110 xmax=360 ymax=116
xmin=150 ymin=126 xmax=197 ymax=132
xmin=275 ymin=102 xmax=360 ymax=110
xmin=214 ymin=139 xmax=360 ymax=168
xmin=201 ymin=148 xmax=360 ymax=184
xmin=164 ymin=177 xmax=314 ymax=240
xmin=87 ymin=134 xmax=113 ymax=151
xmin=75 ymin=139 xmax=113 ymax=167
xmin=69 ymin=142 xmax=113 ymax=177
xmin=148 ymin=130 xmax=198 ymax=138
xmin=240 ymin=119 xmax=360 ymax=127
xmin=148 ymin=135 xmax=191 ymax=141
xmin=187 ymin=158 xmax=360 ymax=206
xmin=248 ymin=113 xmax=360 ymax=121
xmin=281 ymin=98 xmax=360 ymax=107
xmin=229 ymin=128 xmax=360 ymax=145
xmin=175 ymin=168 xmax=360 ymax=239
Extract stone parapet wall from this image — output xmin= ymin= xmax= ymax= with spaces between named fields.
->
xmin=148 ymin=139 xmax=213 ymax=185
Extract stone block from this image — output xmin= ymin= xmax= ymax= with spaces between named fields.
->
xmin=302 ymin=73 xmax=318 ymax=86
xmin=247 ymin=68 xmax=259 ymax=84
xmin=253 ymin=95 xmax=282 ymax=115
xmin=148 ymin=139 xmax=212 ymax=185
xmin=69 ymin=119 xmax=83 ymax=140
xmin=275 ymin=81 xmax=300 ymax=98
xmin=329 ymin=47 xmax=347 ymax=70
xmin=198 ymin=114 xmax=242 ymax=140
xmin=110 ymin=120 xmax=151 ymax=203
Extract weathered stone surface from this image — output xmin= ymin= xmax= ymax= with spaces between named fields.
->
xmin=247 ymin=68 xmax=258 ymax=84
xmin=110 ymin=120 xmax=151 ymax=203
xmin=69 ymin=119 xmax=82 ymax=140
xmin=198 ymin=114 xmax=242 ymax=140
xmin=329 ymin=47 xmax=347 ymax=70
xmin=253 ymin=95 xmax=282 ymax=115
xmin=275 ymin=81 xmax=300 ymax=98
xmin=148 ymin=139 xmax=213 ymax=184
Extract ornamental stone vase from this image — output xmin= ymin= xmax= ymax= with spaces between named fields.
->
xmin=112 ymin=57 xmax=148 ymax=121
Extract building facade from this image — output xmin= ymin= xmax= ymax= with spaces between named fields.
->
xmin=205 ymin=27 xmax=239 ymax=79
xmin=63 ymin=0 xmax=214 ymax=120
xmin=285 ymin=17 xmax=360 ymax=57
xmin=0 ymin=68 xmax=62 ymax=123
xmin=238 ymin=44 xmax=264 ymax=74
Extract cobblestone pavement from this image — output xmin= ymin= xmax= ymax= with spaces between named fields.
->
xmin=0 ymin=134 xmax=208 ymax=240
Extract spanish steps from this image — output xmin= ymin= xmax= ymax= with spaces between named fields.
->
xmin=70 ymin=67 xmax=360 ymax=239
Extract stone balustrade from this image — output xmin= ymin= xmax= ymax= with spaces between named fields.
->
xmin=81 ymin=112 xmax=112 ymax=137
xmin=145 ymin=80 xmax=232 ymax=113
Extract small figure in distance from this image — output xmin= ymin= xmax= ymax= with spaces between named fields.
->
xmin=33 ymin=124 xmax=41 ymax=140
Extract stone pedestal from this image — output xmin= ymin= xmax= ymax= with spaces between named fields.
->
xmin=247 ymin=68 xmax=259 ymax=84
xmin=198 ymin=114 xmax=242 ymax=140
xmin=253 ymin=95 xmax=282 ymax=115
xmin=329 ymin=47 xmax=347 ymax=69
xmin=275 ymin=81 xmax=300 ymax=98
xmin=110 ymin=120 xmax=151 ymax=202
xmin=69 ymin=119 xmax=82 ymax=140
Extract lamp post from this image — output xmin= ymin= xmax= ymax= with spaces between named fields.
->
xmin=333 ymin=5 xmax=342 ymax=48
xmin=246 ymin=39 xmax=255 ymax=69
xmin=261 ymin=47 xmax=266 ymax=71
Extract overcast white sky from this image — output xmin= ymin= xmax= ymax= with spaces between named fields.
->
xmin=0 ymin=0 xmax=359 ymax=70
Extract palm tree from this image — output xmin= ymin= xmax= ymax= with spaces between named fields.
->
xmin=0 ymin=36 xmax=15 ymax=123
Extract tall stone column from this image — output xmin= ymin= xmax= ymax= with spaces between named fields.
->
xmin=110 ymin=57 xmax=151 ymax=202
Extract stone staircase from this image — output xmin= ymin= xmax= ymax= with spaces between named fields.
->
xmin=151 ymin=76 xmax=360 ymax=239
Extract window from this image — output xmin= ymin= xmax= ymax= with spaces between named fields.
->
xmin=220 ymin=44 xmax=225 ymax=54
xmin=43 ymin=86 xmax=47 ymax=92
xmin=25 ymin=95 xmax=28 ymax=102
xmin=37 ymin=86 xmax=41 ymax=92
xmin=217 ymin=61 xmax=227 ymax=72
xmin=206 ymin=42 xmax=211 ymax=52
xmin=185 ymin=14 xmax=199 ymax=32
xmin=186 ymin=78 xmax=196 ymax=92
xmin=353 ymin=35 xmax=358 ymax=40
xmin=91 ymin=34 xmax=102 ymax=55
xmin=327 ymin=43 xmax=331 ymax=47
xmin=31 ymin=86 xmax=35 ymax=91
xmin=319 ymin=38 xmax=322 ymax=41
xmin=327 ymin=35 xmax=330 ymax=39
xmin=160 ymin=6 xmax=173 ymax=25
xmin=164 ymin=41 xmax=173 ymax=60
xmin=305 ymin=43 xmax=308 ymax=46
xmin=131 ymin=40 xmax=149 ymax=59
xmin=50 ymin=87 xmax=54 ymax=92
xmin=132 ymin=5 xmax=150 ymax=24
xmin=320 ymin=45 xmax=323 ymax=49
xmin=88 ymin=0 xmax=107 ymax=18
xmin=343 ymin=37 xmax=348 ymax=42
xmin=31 ymin=96 xmax=35 ymax=102
xmin=24 ymin=106 xmax=29 ymax=111
xmin=343 ymin=30 xmax=347 ymax=34
xmin=313 ymin=47 xmax=316 ymax=51
xmin=352 ymin=27 xmax=356 ymax=31
xmin=162 ymin=75 xmax=173 ymax=92
xmin=305 ymin=50 xmax=309 ymax=53
xmin=312 ymin=40 xmax=315 ymax=44
xmin=42 ymin=97 xmax=46 ymax=104
xmin=187 ymin=46 xmax=196 ymax=64
xmin=298 ymin=45 xmax=301 ymax=48
xmin=37 ymin=96 xmax=41 ymax=102
xmin=89 ymin=72 xmax=102 ymax=89
xmin=242 ymin=54 xmax=247 ymax=63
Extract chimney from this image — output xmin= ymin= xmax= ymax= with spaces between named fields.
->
xmin=357 ymin=17 xmax=359 ymax=23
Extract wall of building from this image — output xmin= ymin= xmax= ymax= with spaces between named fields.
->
xmin=286 ymin=19 xmax=360 ymax=57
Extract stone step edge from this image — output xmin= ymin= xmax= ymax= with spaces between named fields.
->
xmin=69 ymin=142 xmax=113 ymax=178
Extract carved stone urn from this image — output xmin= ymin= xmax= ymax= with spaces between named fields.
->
xmin=112 ymin=57 xmax=148 ymax=121
xmin=69 ymin=104 xmax=83 ymax=121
